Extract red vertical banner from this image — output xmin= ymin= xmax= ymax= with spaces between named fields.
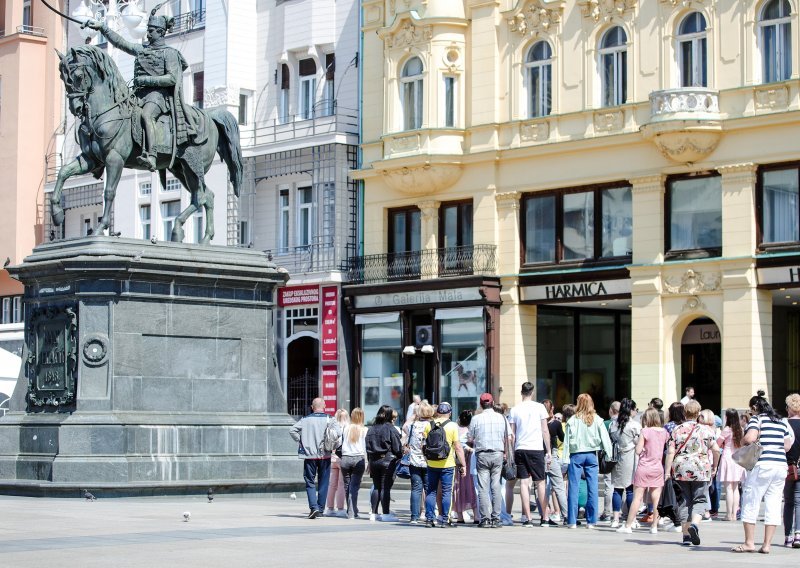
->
xmin=321 ymin=286 xmax=338 ymax=361
xmin=321 ymin=365 xmax=338 ymax=415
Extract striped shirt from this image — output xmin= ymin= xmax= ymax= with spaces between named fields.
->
xmin=746 ymin=414 xmax=792 ymax=465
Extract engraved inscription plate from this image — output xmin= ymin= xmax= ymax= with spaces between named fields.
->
xmin=28 ymin=306 xmax=78 ymax=409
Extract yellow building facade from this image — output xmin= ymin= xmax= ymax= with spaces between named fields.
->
xmin=347 ymin=0 xmax=800 ymax=417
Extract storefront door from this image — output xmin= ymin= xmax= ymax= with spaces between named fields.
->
xmin=409 ymin=353 xmax=435 ymax=406
xmin=680 ymin=319 xmax=721 ymax=413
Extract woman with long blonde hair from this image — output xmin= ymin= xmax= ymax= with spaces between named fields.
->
xmin=324 ymin=408 xmax=350 ymax=516
xmin=339 ymin=407 xmax=368 ymax=519
xmin=562 ymin=393 xmax=613 ymax=529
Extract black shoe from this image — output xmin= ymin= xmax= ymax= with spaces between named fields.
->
xmin=478 ymin=520 xmax=491 ymax=528
xmin=491 ymin=519 xmax=502 ymax=528
xmin=425 ymin=520 xmax=436 ymax=528
xmin=521 ymin=520 xmax=534 ymax=527
xmin=441 ymin=521 xmax=457 ymax=528
xmin=541 ymin=519 xmax=558 ymax=527
xmin=682 ymin=535 xmax=692 ymax=546
xmin=688 ymin=523 xmax=700 ymax=545
xmin=308 ymin=509 xmax=321 ymax=519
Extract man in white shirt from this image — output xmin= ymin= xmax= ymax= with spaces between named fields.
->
xmin=680 ymin=386 xmax=695 ymax=406
xmin=508 ymin=381 xmax=551 ymax=527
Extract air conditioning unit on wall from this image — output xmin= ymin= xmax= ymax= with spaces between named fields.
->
xmin=415 ymin=325 xmax=432 ymax=347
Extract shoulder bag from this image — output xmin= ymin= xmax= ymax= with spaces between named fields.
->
xmin=502 ymin=419 xmax=517 ymax=480
xmin=598 ymin=420 xmax=619 ymax=474
xmin=395 ymin=424 xmax=412 ymax=479
xmin=731 ymin=418 xmax=762 ymax=471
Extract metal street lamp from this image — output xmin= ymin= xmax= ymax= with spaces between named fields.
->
xmin=70 ymin=0 xmax=147 ymax=41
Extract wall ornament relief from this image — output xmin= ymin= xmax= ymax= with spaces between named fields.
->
xmin=663 ymin=269 xmax=721 ymax=295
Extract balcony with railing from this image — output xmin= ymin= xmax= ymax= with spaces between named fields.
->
xmin=16 ymin=25 xmax=46 ymax=37
xmin=347 ymin=245 xmax=498 ymax=285
xmin=240 ymin=104 xmax=358 ymax=148
xmin=641 ymin=87 xmax=722 ymax=164
xmin=167 ymin=10 xmax=206 ymax=35
xmin=262 ymin=239 xmax=348 ymax=276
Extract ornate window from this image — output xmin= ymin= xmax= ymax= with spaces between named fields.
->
xmin=401 ymin=57 xmax=424 ymax=130
xmin=677 ymin=12 xmax=708 ymax=87
xmin=525 ymin=41 xmax=553 ymax=118
xmin=599 ymin=27 xmax=628 ymax=107
xmin=759 ymin=0 xmax=792 ymax=83
xmin=297 ymin=186 xmax=314 ymax=247
xmin=299 ymin=59 xmax=317 ymax=120
xmin=443 ymin=76 xmax=456 ymax=127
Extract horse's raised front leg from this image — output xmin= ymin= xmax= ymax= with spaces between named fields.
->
xmin=96 ymin=150 xmax=124 ymax=235
xmin=200 ymin=186 xmax=215 ymax=245
xmin=51 ymin=155 xmax=95 ymax=227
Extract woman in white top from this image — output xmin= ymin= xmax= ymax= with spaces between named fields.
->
xmin=339 ymin=407 xmax=368 ymax=519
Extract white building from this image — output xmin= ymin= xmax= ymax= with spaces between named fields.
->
xmin=46 ymin=0 xmax=361 ymax=416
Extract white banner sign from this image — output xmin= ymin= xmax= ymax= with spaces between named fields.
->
xmin=521 ymin=279 xmax=631 ymax=302
xmin=355 ymin=287 xmax=482 ymax=309
xmin=757 ymin=265 xmax=800 ymax=287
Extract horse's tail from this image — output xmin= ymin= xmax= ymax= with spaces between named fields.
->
xmin=209 ymin=108 xmax=243 ymax=197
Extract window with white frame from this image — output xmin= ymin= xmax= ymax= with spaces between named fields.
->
xmin=239 ymin=220 xmax=250 ymax=246
xmin=279 ymin=64 xmax=290 ymax=124
xmin=678 ymin=12 xmax=708 ymax=87
xmin=401 ymin=57 xmax=424 ymax=130
xmin=139 ymin=181 xmax=151 ymax=196
xmin=238 ymin=93 xmax=248 ymax=125
xmin=760 ymin=0 xmax=792 ymax=83
xmin=279 ymin=188 xmax=290 ymax=252
xmin=322 ymin=54 xmax=335 ymax=116
xmin=193 ymin=212 xmax=204 ymax=243
xmin=599 ymin=27 xmax=628 ymax=107
xmin=23 ymin=0 xmax=32 ymax=27
xmin=443 ymin=76 xmax=456 ymax=127
xmin=525 ymin=41 xmax=553 ymax=118
xmin=12 ymin=297 xmax=21 ymax=323
xmin=165 ymin=178 xmax=181 ymax=192
xmin=297 ymin=186 xmax=314 ymax=247
xmin=161 ymin=200 xmax=181 ymax=240
xmin=299 ymin=58 xmax=317 ymax=120
xmin=1 ymin=298 xmax=10 ymax=324
xmin=140 ymin=205 xmax=151 ymax=240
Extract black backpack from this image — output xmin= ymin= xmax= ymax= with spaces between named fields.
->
xmin=423 ymin=419 xmax=452 ymax=461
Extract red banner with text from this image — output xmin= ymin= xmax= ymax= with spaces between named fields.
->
xmin=321 ymin=286 xmax=338 ymax=361
xmin=321 ymin=365 xmax=338 ymax=415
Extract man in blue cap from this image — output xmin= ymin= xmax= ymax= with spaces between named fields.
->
xmin=422 ymin=401 xmax=466 ymax=528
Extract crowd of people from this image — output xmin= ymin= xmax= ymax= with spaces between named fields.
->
xmin=289 ymin=385 xmax=800 ymax=553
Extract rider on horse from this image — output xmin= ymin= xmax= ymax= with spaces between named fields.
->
xmin=85 ymin=1 xmax=205 ymax=171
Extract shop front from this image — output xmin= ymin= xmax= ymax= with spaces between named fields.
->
xmin=344 ymin=278 xmax=500 ymax=420
xmin=520 ymin=270 xmax=632 ymax=415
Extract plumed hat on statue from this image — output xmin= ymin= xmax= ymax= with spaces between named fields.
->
xmin=148 ymin=1 xmax=175 ymax=32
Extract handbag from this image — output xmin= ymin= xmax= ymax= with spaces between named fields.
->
xmin=502 ymin=419 xmax=517 ymax=481
xmin=657 ymin=478 xmax=683 ymax=526
xmin=598 ymin=427 xmax=620 ymax=475
xmin=395 ymin=453 xmax=411 ymax=479
xmin=788 ymin=463 xmax=799 ymax=482
xmin=732 ymin=418 xmax=762 ymax=471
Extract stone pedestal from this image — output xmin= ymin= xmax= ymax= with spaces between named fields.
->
xmin=0 ymin=237 xmax=301 ymax=495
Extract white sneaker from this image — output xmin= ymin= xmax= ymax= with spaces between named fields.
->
xmin=335 ymin=509 xmax=347 ymax=518
xmin=658 ymin=518 xmax=669 ymax=526
xmin=586 ymin=524 xmax=597 ymax=530
xmin=669 ymin=525 xmax=682 ymax=532
xmin=324 ymin=508 xmax=335 ymax=517
xmin=610 ymin=520 xmax=620 ymax=529
xmin=616 ymin=526 xmax=633 ymax=534
xmin=369 ymin=513 xmax=377 ymax=522
xmin=631 ymin=521 xmax=640 ymax=529
xmin=568 ymin=524 xmax=578 ymax=529
xmin=650 ymin=526 xmax=658 ymax=534
xmin=380 ymin=513 xmax=399 ymax=522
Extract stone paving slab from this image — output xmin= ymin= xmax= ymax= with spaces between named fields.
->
xmin=0 ymin=492 xmax=789 ymax=567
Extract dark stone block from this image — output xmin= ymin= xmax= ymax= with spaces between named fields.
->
xmin=112 ymin=376 xmax=142 ymax=410
xmin=79 ymin=279 xmax=120 ymax=294
xmin=19 ymin=427 xmax=60 ymax=454
xmin=141 ymin=378 xmax=193 ymax=412
xmin=114 ymin=301 xmax=167 ymax=336
xmin=192 ymin=379 xmax=248 ymax=412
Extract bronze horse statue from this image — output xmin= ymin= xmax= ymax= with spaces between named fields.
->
xmin=51 ymin=45 xmax=242 ymax=244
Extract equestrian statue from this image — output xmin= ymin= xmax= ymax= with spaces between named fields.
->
xmin=50 ymin=2 xmax=242 ymax=244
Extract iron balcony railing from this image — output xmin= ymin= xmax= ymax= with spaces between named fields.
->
xmin=167 ymin=10 xmax=206 ymax=35
xmin=347 ymin=244 xmax=498 ymax=285
xmin=260 ymin=239 xmax=347 ymax=276
xmin=239 ymin=104 xmax=359 ymax=147
xmin=17 ymin=25 xmax=46 ymax=37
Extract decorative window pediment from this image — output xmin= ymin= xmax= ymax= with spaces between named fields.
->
xmin=505 ymin=0 xmax=566 ymax=37
xmin=578 ymin=0 xmax=637 ymax=23
xmin=379 ymin=14 xmax=433 ymax=49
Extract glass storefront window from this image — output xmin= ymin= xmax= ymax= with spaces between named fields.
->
xmin=439 ymin=317 xmax=485 ymax=417
xmin=762 ymin=167 xmax=799 ymax=244
xmin=524 ymin=195 xmax=556 ymax=263
xmin=536 ymin=310 xmax=575 ymax=410
xmin=562 ymin=192 xmax=594 ymax=260
xmin=361 ymin=321 xmax=403 ymax=423
xmin=601 ymin=186 xmax=632 ymax=257
xmin=579 ymin=314 xmax=616 ymax=414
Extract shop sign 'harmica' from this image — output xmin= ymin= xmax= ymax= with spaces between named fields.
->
xmin=521 ymin=279 xmax=631 ymax=302
xmin=27 ymin=305 xmax=78 ymax=410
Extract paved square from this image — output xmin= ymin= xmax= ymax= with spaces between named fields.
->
xmin=0 ymin=492 xmax=789 ymax=567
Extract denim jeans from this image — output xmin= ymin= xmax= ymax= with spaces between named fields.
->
xmin=369 ymin=456 xmax=397 ymax=514
xmin=303 ymin=458 xmax=331 ymax=513
xmin=567 ymin=452 xmax=599 ymax=526
xmin=612 ymin=485 xmax=634 ymax=513
xmin=409 ymin=465 xmax=427 ymax=521
xmin=476 ymin=451 xmax=504 ymax=521
xmin=426 ymin=466 xmax=455 ymax=522
xmin=339 ymin=455 xmax=365 ymax=517
xmin=708 ymin=474 xmax=721 ymax=513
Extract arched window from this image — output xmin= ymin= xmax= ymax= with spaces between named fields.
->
xmin=401 ymin=57 xmax=424 ymax=130
xmin=677 ymin=12 xmax=708 ymax=87
xmin=599 ymin=27 xmax=628 ymax=107
xmin=760 ymin=0 xmax=792 ymax=83
xmin=525 ymin=41 xmax=553 ymax=118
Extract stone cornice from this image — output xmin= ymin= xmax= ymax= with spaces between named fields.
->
xmin=629 ymin=175 xmax=665 ymax=193
xmin=495 ymin=191 xmax=522 ymax=210
xmin=716 ymin=163 xmax=758 ymax=176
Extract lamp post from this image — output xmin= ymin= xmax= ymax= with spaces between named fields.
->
xmin=70 ymin=0 xmax=148 ymax=41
